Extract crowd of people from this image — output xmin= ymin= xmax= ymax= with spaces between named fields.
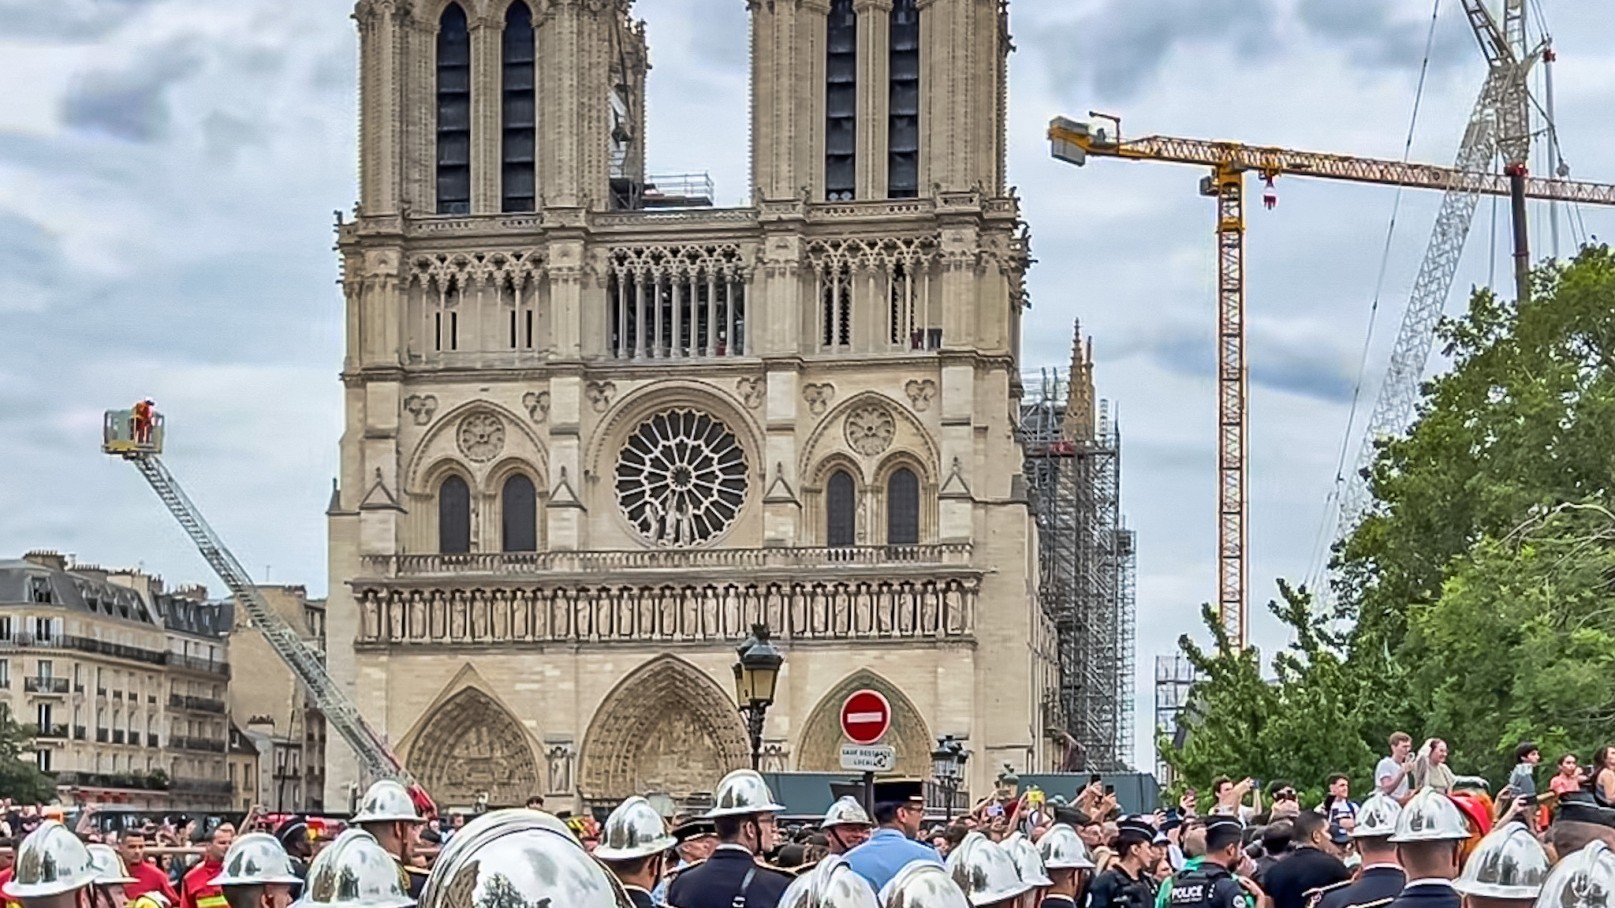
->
xmin=5 ymin=739 xmax=1615 ymax=908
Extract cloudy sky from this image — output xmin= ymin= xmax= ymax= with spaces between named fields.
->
xmin=2 ymin=0 xmax=1612 ymax=769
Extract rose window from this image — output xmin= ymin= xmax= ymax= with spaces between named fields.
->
xmin=615 ymin=409 xmax=749 ymax=546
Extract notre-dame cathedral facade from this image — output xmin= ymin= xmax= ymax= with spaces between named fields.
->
xmin=326 ymin=0 xmax=1057 ymax=812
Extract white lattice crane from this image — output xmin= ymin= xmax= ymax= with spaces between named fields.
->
xmin=101 ymin=409 xmax=437 ymax=816
xmin=1047 ymin=116 xmax=1615 ymax=650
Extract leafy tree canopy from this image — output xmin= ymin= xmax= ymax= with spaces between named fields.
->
xmin=0 ymin=705 xmax=59 ymax=804
xmin=1162 ymin=246 xmax=1615 ymax=790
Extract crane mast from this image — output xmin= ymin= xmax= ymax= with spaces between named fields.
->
xmin=101 ymin=410 xmax=430 ymax=811
xmin=1048 ymin=115 xmax=1615 ymax=650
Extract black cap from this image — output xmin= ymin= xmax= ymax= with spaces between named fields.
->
xmin=1204 ymin=816 xmax=1244 ymax=851
xmin=1116 ymin=818 xmax=1156 ymax=845
xmin=1557 ymin=795 xmax=1615 ymax=829
xmin=273 ymin=816 xmax=309 ymax=848
xmin=872 ymin=779 xmax=926 ymax=809
xmin=1328 ymin=823 xmax=1351 ymax=846
xmin=672 ymin=818 xmax=718 ymax=842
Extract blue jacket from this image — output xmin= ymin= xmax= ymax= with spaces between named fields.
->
xmin=1383 ymin=882 xmax=1461 ymax=908
xmin=843 ymin=828 xmax=944 ymax=892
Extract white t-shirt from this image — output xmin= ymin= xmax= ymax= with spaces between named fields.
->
xmin=1376 ymin=756 xmax=1410 ymax=798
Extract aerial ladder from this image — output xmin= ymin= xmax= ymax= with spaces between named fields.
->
xmin=1047 ymin=116 xmax=1615 ymax=650
xmin=101 ymin=408 xmax=436 ymax=817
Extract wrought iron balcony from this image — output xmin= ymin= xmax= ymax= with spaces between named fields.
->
xmin=34 ymin=724 xmax=68 ymax=739
xmin=169 ymin=694 xmax=227 ymax=714
xmin=24 ymin=677 xmax=69 ymax=694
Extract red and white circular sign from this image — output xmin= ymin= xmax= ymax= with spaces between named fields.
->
xmin=840 ymin=690 xmax=892 ymax=745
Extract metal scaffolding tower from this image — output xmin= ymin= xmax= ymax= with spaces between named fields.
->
xmin=1020 ymin=324 xmax=1136 ymax=770
xmin=1153 ymin=655 xmax=1199 ymax=786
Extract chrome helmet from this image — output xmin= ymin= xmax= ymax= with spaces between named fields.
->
xmin=946 ymin=832 xmax=1034 ymax=907
xmin=86 ymin=844 xmax=137 ymax=886
xmin=1390 ymin=788 xmax=1471 ymax=843
xmin=1533 ymin=841 xmax=1615 ymax=908
xmin=706 ymin=769 xmax=786 ymax=818
xmin=823 ymin=797 xmax=874 ymax=830
xmin=294 ymin=830 xmax=414 ymax=908
xmin=1001 ymin=833 xmax=1053 ymax=888
xmin=418 ymin=810 xmax=628 ymax=908
xmin=783 ymin=856 xmax=880 ymax=908
xmin=1454 ymin=824 xmax=1550 ymax=900
xmin=1037 ymin=824 xmax=1096 ymax=871
xmin=594 ymin=796 xmax=676 ymax=863
xmin=1352 ymin=793 xmax=1404 ymax=840
xmin=880 ymin=861 xmax=971 ymax=908
xmin=4 ymin=821 xmax=100 ymax=898
xmin=211 ymin=833 xmax=304 ymax=887
xmin=351 ymin=780 xmax=424 ymax=825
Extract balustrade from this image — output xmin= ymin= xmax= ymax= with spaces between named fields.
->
xmin=360 ymin=544 xmax=972 ymax=577
xmin=355 ymin=575 xmax=976 ymax=647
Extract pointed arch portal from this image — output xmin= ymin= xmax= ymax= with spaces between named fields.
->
xmin=796 ymin=670 xmax=932 ymax=776
xmin=578 ymin=656 xmax=750 ymax=803
xmin=409 ymin=687 xmax=540 ymax=808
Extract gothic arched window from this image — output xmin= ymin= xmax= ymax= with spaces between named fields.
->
xmin=888 ymin=0 xmax=920 ymax=198
xmin=501 ymin=474 xmax=538 ymax=553
xmin=436 ymin=4 xmax=473 ymax=214
xmin=438 ymin=474 xmax=472 ymax=554
xmin=886 ymin=467 xmax=919 ymax=545
xmin=501 ymin=2 xmax=537 ymax=213
xmin=825 ymin=0 xmax=857 ymax=201
xmin=827 ymin=470 xmax=856 ymax=548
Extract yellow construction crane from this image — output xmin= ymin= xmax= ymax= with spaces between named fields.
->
xmin=1048 ymin=114 xmax=1615 ymax=649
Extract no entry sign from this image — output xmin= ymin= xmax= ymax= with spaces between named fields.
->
xmin=840 ymin=690 xmax=892 ymax=745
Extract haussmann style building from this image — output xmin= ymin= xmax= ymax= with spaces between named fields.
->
xmin=326 ymin=0 xmax=1058 ymax=812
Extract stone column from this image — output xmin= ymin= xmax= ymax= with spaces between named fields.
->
xmin=853 ymin=0 xmax=892 ymax=200
xmin=470 ymin=12 xmax=502 ymax=214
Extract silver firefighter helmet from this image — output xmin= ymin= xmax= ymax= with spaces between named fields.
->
xmin=1037 ymin=824 xmax=1096 ymax=870
xmin=418 ymin=810 xmax=629 ymax=908
xmin=351 ymin=780 xmax=424 ymax=826
xmin=880 ymin=861 xmax=971 ymax=908
xmin=946 ymin=832 xmax=1034 ymax=907
xmin=593 ymin=796 xmax=677 ymax=863
xmin=5 ymin=821 xmax=100 ymax=899
xmin=294 ymin=829 xmax=414 ymax=908
xmin=1390 ymin=788 xmax=1471 ymax=843
xmin=705 ymin=769 xmax=786 ymax=818
xmin=211 ymin=833 xmax=304 ymax=888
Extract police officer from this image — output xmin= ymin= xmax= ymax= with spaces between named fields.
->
xmin=420 ymin=810 xmax=625 ymax=908
xmin=1315 ymin=794 xmax=1405 ymax=908
xmin=1383 ymin=790 xmax=1473 ymax=908
xmin=1166 ymin=817 xmax=1268 ymax=908
xmin=946 ymin=832 xmax=1035 ymax=908
xmin=842 ymin=780 xmax=943 ymax=893
xmin=656 ymin=818 xmax=719 ymax=903
xmin=351 ymin=780 xmax=429 ymax=900
xmin=1091 ymin=819 xmax=1163 ymax=908
xmin=666 ymin=769 xmax=794 ymax=908
xmin=1039 ymin=823 xmax=1097 ymax=908
xmin=296 ymin=830 xmax=414 ymax=908
xmin=1451 ymin=824 xmax=1548 ymax=908
xmin=1532 ymin=841 xmax=1615 ymax=908
xmin=269 ymin=817 xmax=312 ymax=896
xmin=594 ymin=796 xmax=677 ymax=908
xmin=209 ymin=833 xmax=303 ymax=908
xmin=3 ymin=821 xmax=101 ymax=908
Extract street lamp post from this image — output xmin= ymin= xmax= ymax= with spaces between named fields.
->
xmin=931 ymin=736 xmax=968 ymax=821
xmin=733 ymin=624 xmax=784 ymax=770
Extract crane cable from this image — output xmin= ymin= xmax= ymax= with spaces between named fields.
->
xmin=1302 ymin=0 xmax=1445 ymax=595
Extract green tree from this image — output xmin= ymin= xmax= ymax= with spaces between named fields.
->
xmin=0 ymin=705 xmax=59 ymax=803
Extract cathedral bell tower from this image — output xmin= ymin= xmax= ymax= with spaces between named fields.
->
xmin=749 ymin=0 xmax=1010 ymax=202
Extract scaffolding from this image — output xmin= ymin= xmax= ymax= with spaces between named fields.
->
xmin=1020 ymin=324 xmax=1136 ymax=770
xmin=1153 ymin=655 xmax=1199 ymax=786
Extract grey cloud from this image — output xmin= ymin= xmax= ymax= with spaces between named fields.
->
xmin=1115 ymin=322 xmax=1357 ymax=405
xmin=202 ymin=112 xmax=269 ymax=164
xmin=1042 ymin=0 xmax=1283 ymax=100
xmin=0 ymin=212 xmax=70 ymax=313
xmin=0 ymin=0 xmax=164 ymax=42
xmin=1294 ymin=0 xmax=1478 ymax=74
xmin=61 ymin=44 xmax=204 ymax=143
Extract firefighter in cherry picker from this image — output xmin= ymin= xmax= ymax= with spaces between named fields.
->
xmin=131 ymin=400 xmax=156 ymax=445
xmin=351 ymin=780 xmax=430 ymax=899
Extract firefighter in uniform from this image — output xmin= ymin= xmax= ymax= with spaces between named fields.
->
xmin=3 ymin=821 xmax=101 ymax=908
xmin=787 ymin=796 xmax=876 ymax=882
xmin=1382 ymin=790 xmax=1473 ymax=908
xmin=594 ymin=796 xmax=677 ymax=908
xmin=418 ymin=810 xmax=627 ymax=908
xmin=945 ymin=832 xmax=1035 ymax=908
xmin=656 ymin=819 xmax=718 ymax=903
xmin=1092 ymin=819 xmax=1164 ymax=908
xmin=1450 ymin=824 xmax=1548 ymax=908
xmin=295 ymin=830 xmax=414 ymax=908
xmin=1003 ymin=832 xmax=1054 ymax=901
xmin=777 ymin=856 xmax=879 ymax=908
xmin=1038 ymin=823 xmax=1097 ymax=908
xmin=209 ymin=833 xmax=303 ymax=908
xmin=1313 ymin=794 xmax=1405 ymax=908
xmin=86 ymin=844 xmax=137 ymax=908
xmin=1531 ymin=842 xmax=1615 ymax=908
xmin=180 ymin=825 xmax=235 ymax=908
xmin=665 ymin=769 xmax=794 ymax=908
xmin=1167 ymin=817 xmax=1268 ymax=908
xmin=880 ymin=862 xmax=970 ymax=908
xmin=351 ymin=780 xmax=429 ymax=900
